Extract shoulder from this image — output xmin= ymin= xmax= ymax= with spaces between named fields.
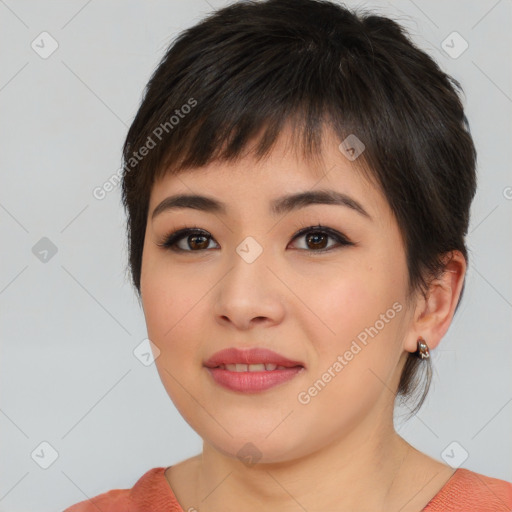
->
xmin=63 ymin=467 xmax=181 ymax=512
xmin=423 ymin=468 xmax=512 ymax=511
xmin=63 ymin=487 xmax=134 ymax=512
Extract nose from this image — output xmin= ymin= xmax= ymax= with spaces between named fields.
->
xmin=213 ymin=247 xmax=286 ymax=332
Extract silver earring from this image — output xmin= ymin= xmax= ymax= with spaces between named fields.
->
xmin=416 ymin=337 xmax=430 ymax=359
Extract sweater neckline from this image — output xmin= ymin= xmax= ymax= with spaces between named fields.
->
xmin=152 ymin=466 xmax=463 ymax=511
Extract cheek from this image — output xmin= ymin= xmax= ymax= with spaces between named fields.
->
xmin=141 ymin=262 xmax=209 ymax=411
xmin=142 ymin=281 xmax=199 ymax=351
xmin=141 ymin=243 xmax=191 ymax=324
xmin=298 ymin=277 xmax=405 ymax=423
xmin=312 ymin=262 xmax=397 ymax=334
xmin=141 ymin=252 xmax=219 ymax=371
xmin=304 ymin=261 xmax=407 ymax=392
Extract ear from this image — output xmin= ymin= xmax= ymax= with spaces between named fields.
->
xmin=405 ymin=251 xmax=466 ymax=353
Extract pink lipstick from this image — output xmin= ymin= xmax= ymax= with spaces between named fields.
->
xmin=204 ymin=347 xmax=305 ymax=392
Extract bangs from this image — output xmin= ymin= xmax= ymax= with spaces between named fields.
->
xmin=155 ymin=109 xmax=339 ymax=181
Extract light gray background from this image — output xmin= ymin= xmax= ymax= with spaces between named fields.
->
xmin=1 ymin=1 xmax=511 ymax=510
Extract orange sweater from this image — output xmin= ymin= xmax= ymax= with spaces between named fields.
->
xmin=63 ymin=466 xmax=512 ymax=511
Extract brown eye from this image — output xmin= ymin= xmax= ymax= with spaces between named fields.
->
xmin=304 ymin=232 xmax=329 ymax=250
xmin=159 ymin=228 xmax=218 ymax=252
xmin=186 ymin=234 xmax=210 ymax=250
xmin=290 ymin=225 xmax=353 ymax=252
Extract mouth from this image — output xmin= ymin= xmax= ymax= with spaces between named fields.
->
xmin=212 ymin=363 xmax=302 ymax=372
xmin=203 ymin=347 xmax=305 ymax=369
xmin=205 ymin=365 xmax=305 ymax=392
xmin=203 ymin=347 xmax=305 ymax=392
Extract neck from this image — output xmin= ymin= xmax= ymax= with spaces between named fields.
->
xmin=195 ymin=409 xmax=412 ymax=512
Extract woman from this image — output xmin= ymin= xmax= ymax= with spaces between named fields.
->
xmin=64 ymin=0 xmax=512 ymax=510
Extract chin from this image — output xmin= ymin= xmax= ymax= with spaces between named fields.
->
xmin=201 ymin=427 xmax=310 ymax=466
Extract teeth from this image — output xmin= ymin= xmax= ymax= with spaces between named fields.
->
xmin=220 ymin=363 xmax=290 ymax=372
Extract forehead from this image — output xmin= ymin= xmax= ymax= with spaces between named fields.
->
xmin=149 ymin=124 xmax=386 ymax=220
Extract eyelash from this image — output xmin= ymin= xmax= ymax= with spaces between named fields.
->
xmin=157 ymin=222 xmax=354 ymax=254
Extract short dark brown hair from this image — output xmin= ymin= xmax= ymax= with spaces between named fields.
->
xmin=121 ymin=0 xmax=477 ymax=417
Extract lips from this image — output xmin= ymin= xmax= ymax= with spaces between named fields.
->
xmin=203 ymin=347 xmax=305 ymax=370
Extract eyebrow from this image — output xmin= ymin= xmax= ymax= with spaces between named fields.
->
xmin=151 ymin=189 xmax=371 ymax=220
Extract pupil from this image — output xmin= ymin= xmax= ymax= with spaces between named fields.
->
xmin=307 ymin=233 xmax=327 ymax=249
xmin=190 ymin=235 xmax=208 ymax=249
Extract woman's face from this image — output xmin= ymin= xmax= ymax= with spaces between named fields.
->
xmin=140 ymin=127 xmax=415 ymax=463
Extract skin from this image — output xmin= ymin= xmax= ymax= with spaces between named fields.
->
xmin=140 ymin=124 xmax=466 ymax=511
